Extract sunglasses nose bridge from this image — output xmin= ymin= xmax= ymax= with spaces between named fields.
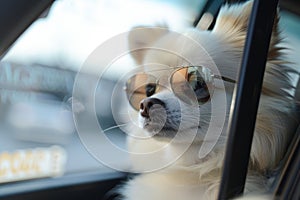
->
xmin=157 ymin=75 xmax=171 ymax=89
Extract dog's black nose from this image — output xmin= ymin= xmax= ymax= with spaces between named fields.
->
xmin=140 ymin=98 xmax=165 ymax=118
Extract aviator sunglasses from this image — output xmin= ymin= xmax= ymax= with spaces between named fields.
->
xmin=125 ymin=66 xmax=236 ymax=110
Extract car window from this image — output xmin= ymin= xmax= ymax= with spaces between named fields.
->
xmin=0 ymin=0 xmax=206 ymax=185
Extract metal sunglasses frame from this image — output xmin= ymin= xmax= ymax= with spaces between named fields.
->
xmin=124 ymin=66 xmax=236 ymax=110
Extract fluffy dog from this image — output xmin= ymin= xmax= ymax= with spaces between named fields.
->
xmin=119 ymin=1 xmax=298 ymax=199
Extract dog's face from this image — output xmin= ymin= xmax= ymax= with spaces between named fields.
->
xmin=125 ymin=2 xmax=254 ymax=145
xmin=125 ymin=31 xmax=238 ymax=145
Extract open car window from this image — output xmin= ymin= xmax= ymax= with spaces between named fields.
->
xmin=0 ymin=0 xmax=207 ymax=196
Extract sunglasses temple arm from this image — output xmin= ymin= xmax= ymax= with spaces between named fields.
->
xmin=214 ymin=75 xmax=236 ymax=84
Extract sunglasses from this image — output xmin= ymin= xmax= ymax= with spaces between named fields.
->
xmin=125 ymin=66 xmax=236 ymax=110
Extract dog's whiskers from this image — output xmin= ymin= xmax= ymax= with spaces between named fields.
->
xmin=102 ymin=123 xmax=129 ymax=133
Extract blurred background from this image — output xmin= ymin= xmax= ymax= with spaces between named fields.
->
xmin=0 ymin=0 xmax=299 ymax=194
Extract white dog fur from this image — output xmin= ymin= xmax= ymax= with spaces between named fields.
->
xmin=119 ymin=1 xmax=299 ymax=199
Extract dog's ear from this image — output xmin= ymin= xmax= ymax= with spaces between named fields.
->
xmin=128 ymin=26 xmax=169 ymax=64
xmin=213 ymin=0 xmax=288 ymax=99
xmin=212 ymin=1 xmax=254 ymax=47
xmin=212 ymin=1 xmax=280 ymax=52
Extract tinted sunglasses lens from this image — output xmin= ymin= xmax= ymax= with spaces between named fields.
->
xmin=171 ymin=66 xmax=213 ymax=104
xmin=125 ymin=74 xmax=157 ymax=110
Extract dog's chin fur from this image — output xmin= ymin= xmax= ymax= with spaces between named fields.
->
xmin=119 ymin=1 xmax=299 ymax=199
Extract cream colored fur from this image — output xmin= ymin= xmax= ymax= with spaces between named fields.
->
xmin=119 ymin=1 xmax=298 ymax=199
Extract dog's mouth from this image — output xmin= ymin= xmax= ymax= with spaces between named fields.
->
xmin=140 ymin=112 xmax=201 ymax=139
xmin=140 ymin=114 xmax=170 ymax=135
